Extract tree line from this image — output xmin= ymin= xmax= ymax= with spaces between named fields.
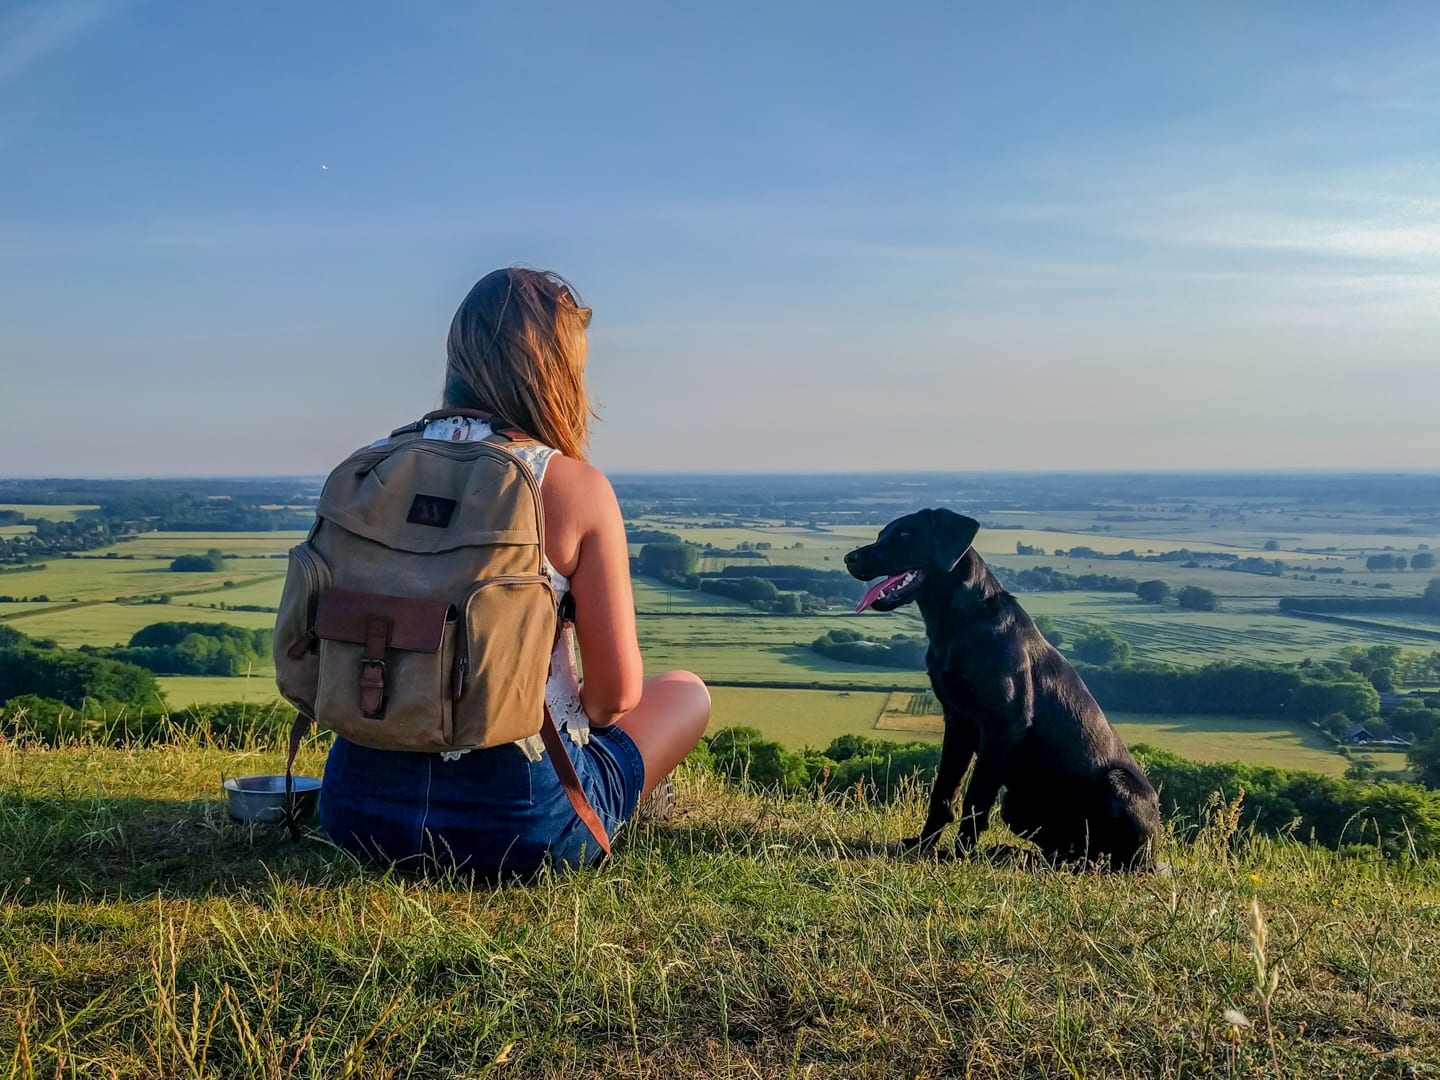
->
xmin=0 ymin=626 xmax=160 ymax=711
xmin=84 ymin=621 xmax=272 ymax=677
xmin=810 ymin=629 xmax=927 ymax=669
xmin=1279 ymin=578 xmax=1440 ymax=616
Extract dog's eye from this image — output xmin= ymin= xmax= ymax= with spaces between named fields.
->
xmin=896 ymin=528 xmax=912 ymax=539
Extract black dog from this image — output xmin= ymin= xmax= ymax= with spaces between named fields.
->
xmin=846 ymin=509 xmax=1161 ymax=869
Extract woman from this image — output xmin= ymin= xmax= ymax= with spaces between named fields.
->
xmin=318 ymin=267 xmax=711 ymax=878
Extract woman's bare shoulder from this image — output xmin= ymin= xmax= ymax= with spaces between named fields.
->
xmin=540 ymin=455 xmax=622 ymax=537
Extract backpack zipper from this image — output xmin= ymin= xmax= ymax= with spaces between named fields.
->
xmin=454 ymin=574 xmax=557 ymax=697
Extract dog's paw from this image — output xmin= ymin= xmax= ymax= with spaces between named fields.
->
xmin=977 ymin=843 xmax=1030 ymax=867
xmin=898 ymin=834 xmax=948 ymax=859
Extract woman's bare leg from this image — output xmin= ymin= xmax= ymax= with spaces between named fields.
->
xmin=612 ymin=670 xmax=711 ymax=799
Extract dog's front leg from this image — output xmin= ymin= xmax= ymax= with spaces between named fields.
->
xmin=905 ymin=720 xmax=975 ymax=854
xmin=954 ymin=737 xmax=1016 ymax=856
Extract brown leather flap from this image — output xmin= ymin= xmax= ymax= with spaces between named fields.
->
xmin=315 ymin=590 xmax=453 ymax=653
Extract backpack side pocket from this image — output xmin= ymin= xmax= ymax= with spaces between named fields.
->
xmin=273 ymin=543 xmax=331 ymax=718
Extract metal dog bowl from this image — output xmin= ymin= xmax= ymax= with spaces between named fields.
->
xmin=223 ymin=774 xmax=321 ymax=824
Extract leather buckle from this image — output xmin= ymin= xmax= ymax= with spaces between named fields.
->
xmin=359 ymin=657 xmax=387 ymax=718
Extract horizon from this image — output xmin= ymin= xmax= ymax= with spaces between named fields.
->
xmin=2 ymin=2 xmax=1439 ymax=475
xmin=7 ymin=466 xmax=1440 ymax=483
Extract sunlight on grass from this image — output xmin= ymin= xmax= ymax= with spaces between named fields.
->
xmin=3 ymin=734 xmax=1438 ymax=1077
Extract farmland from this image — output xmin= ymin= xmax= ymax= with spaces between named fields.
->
xmin=4 ymin=471 xmax=1440 ymax=776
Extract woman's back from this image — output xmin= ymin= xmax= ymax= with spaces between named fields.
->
xmin=315 ymin=267 xmax=710 ymax=879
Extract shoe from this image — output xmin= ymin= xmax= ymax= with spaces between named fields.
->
xmin=635 ymin=774 xmax=675 ymax=822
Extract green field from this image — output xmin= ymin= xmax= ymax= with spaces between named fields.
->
xmin=114 ymin=531 xmax=306 ymax=556
xmin=707 ymin=686 xmax=921 ymax=750
xmin=8 ymin=599 xmax=281 ymax=648
xmin=1022 ymin=594 xmax=1440 ymax=666
xmin=0 ymin=503 xmax=99 ymax=521
xmin=0 ymin=558 xmax=285 ymax=606
xmin=159 ymin=672 xmax=283 ymax=709
xmin=9 ymin=524 xmax=1437 ymax=780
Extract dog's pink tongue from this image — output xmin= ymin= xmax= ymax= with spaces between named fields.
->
xmin=855 ymin=573 xmax=909 ymax=613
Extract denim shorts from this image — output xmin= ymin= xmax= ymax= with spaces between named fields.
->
xmin=318 ymin=723 xmax=645 ymax=880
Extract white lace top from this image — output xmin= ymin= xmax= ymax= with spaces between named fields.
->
xmin=373 ymin=416 xmax=590 ymax=762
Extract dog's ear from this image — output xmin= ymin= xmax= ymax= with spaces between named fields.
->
xmin=929 ymin=509 xmax=980 ymax=573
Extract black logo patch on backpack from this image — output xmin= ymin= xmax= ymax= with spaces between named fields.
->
xmin=406 ymin=494 xmax=457 ymax=528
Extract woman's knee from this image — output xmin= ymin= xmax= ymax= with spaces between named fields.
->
xmin=652 ymin=670 xmax=710 ymax=724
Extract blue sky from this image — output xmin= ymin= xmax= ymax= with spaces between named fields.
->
xmin=1 ymin=1 xmax=1437 ymax=475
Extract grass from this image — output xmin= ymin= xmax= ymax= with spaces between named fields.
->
xmin=3 ymin=735 xmax=1439 ymax=1077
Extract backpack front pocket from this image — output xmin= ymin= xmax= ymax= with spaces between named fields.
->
xmin=453 ymin=575 xmax=558 ymax=749
xmin=313 ymin=589 xmax=455 ymax=751
xmin=272 ymin=543 xmax=332 ymax=718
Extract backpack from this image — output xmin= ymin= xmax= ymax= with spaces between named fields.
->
xmin=272 ymin=408 xmax=609 ymax=852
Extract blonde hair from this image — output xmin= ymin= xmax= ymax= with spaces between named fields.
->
xmin=444 ymin=267 xmax=595 ymax=461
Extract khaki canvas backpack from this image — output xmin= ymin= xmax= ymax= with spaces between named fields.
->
xmin=273 ymin=408 xmax=609 ymax=852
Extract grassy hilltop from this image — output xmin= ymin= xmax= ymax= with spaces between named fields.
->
xmin=4 ymin=735 xmax=1439 ymax=1078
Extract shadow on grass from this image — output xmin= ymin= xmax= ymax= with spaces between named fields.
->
xmin=3 ymin=792 xmax=1064 ymax=903
xmin=631 ymin=809 xmax=1061 ymax=874
xmin=1 ymin=792 xmax=346 ymax=900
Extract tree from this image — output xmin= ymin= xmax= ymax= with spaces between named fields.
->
xmin=1321 ymin=712 xmax=1352 ymax=738
xmin=1390 ymin=704 xmax=1440 ymax=743
xmin=1071 ymin=626 xmax=1131 ymax=667
xmin=1135 ymin=580 xmax=1170 ymax=605
xmin=1031 ymin=614 xmax=1064 ymax=648
xmin=1264 ymin=539 xmax=1280 ymax=551
xmin=772 ymin=593 xmax=802 ymax=615
xmin=734 ymin=577 xmax=779 ymax=608
xmin=1395 ymin=555 xmax=1409 ymax=572
xmin=1289 ymin=678 xmax=1380 ymax=722
xmin=1176 ymin=586 xmax=1220 ymax=612
xmin=707 ymin=727 xmax=809 ymax=791
xmin=637 ymin=542 xmax=699 ymax=577
xmin=0 ymin=630 xmax=161 ymax=710
xmin=1345 ymin=757 xmax=1377 ymax=782
xmin=1366 ymin=554 xmax=1398 ymax=571
xmin=1412 ymin=552 xmax=1436 ymax=571
xmin=1427 ymin=578 xmax=1440 ymax=605
xmin=1410 ymin=731 xmax=1440 ymax=790
xmin=170 ymin=548 xmax=225 ymax=572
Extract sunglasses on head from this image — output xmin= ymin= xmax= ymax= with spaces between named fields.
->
xmin=558 ymin=285 xmax=592 ymax=329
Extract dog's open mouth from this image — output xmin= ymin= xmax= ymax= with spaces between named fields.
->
xmin=855 ymin=569 xmax=925 ymax=613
